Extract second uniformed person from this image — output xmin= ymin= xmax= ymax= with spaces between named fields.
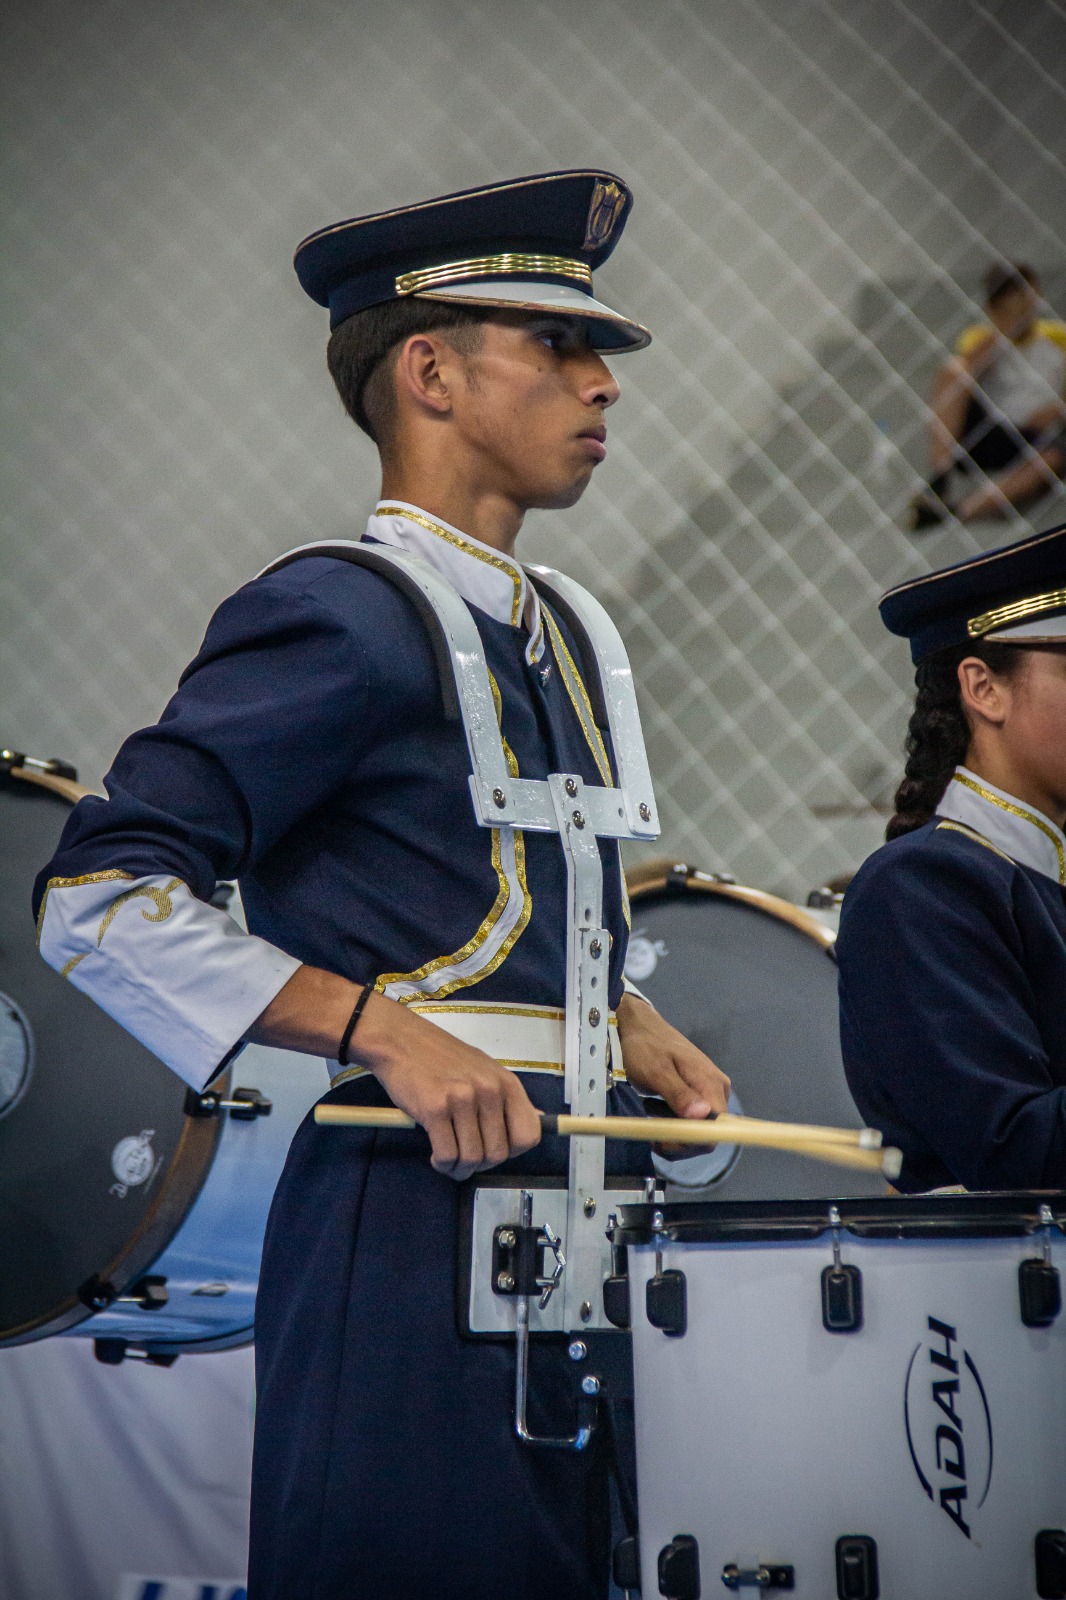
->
xmin=34 ymin=172 xmax=730 ymax=1597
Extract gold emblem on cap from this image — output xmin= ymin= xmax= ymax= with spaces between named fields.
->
xmin=968 ymin=585 xmax=1066 ymax=637
xmin=395 ymin=254 xmax=592 ymax=297
xmin=584 ymin=180 xmax=626 ymax=251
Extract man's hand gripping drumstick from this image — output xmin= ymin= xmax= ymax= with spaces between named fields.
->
xmin=248 ymin=969 xmax=731 ymax=1181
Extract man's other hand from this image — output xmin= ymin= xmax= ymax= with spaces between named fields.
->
xmin=615 ymin=991 xmax=730 ymax=1124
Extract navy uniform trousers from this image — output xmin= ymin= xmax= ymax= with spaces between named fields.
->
xmin=251 ymin=1073 xmax=650 ymax=1600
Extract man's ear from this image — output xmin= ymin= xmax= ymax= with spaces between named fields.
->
xmin=958 ymin=655 xmax=1010 ymax=728
xmin=393 ymin=333 xmax=456 ymax=420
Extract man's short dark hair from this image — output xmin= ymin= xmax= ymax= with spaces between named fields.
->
xmin=326 ymin=299 xmax=489 ymax=444
xmin=985 ymin=261 xmax=1040 ymax=305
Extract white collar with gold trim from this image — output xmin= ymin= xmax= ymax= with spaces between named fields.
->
xmin=937 ymin=766 xmax=1066 ymax=885
xmin=366 ymin=500 xmax=546 ymax=666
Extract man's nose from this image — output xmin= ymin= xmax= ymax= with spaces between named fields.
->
xmin=580 ymin=351 xmax=621 ymax=410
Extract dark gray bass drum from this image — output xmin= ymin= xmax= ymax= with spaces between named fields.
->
xmin=625 ymin=861 xmax=884 ymax=1199
xmin=0 ymin=751 xmax=323 ymax=1361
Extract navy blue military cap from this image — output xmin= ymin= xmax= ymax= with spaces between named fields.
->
xmin=880 ymin=520 xmax=1066 ymax=660
xmin=294 ymin=169 xmax=649 ymax=350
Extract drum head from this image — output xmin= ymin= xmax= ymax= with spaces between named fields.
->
xmin=0 ymin=769 xmax=221 ymax=1343
xmin=626 ymin=866 xmax=884 ymax=1199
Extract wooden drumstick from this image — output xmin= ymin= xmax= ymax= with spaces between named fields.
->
xmin=313 ymin=1104 xmax=902 ymax=1179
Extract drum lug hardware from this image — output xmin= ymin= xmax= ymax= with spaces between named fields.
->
xmin=646 ymin=1207 xmax=686 ymax=1337
xmin=835 ymin=1535 xmax=878 ymax=1599
xmin=658 ymin=1534 xmax=700 ymax=1598
xmin=1035 ymin=1527 xmax=1066 ymax=1598
xmin=117 ymin=1274 xmax=168 ymax=1311
xmin=1020 ymin=1203 xmax=1062 ymax=1329
xmin=511 ymin=1191 xmax=594 ymax=1452
xmin=612 ymin=1533 xmax=641 ymax=1597
xmin=602 ymin=1215 xmax=631 ymax=1329
xmin=721 ymin=1562 xmax=795 ymax=1591
xmin=184 ymin=1085 xmax=273 ymax=1120
xmin=93 ymin=1337 xmax=177 ymax=1369
xmin=822 ymin=1205 xmax=863 ymax=1334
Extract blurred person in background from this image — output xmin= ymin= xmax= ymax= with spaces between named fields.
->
xmin=910 ymin=262 xmax=1066 ymax=531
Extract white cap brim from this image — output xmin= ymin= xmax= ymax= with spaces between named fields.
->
xmin=986 ymin=614 xmax=1066 ymax=644
xmin=415 ymin=278 xmax=650 ymax=352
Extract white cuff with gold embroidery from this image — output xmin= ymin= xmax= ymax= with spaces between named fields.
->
xmin=37 ymin=874 xmax=301 ymax=1090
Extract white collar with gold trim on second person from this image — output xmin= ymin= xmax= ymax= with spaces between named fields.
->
xmin=937 ymin=766 xmax=1066 ymax=885
xmin=366 ymin=500 xmax=546 ymax=667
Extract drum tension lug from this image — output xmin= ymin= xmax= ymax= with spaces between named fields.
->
xmin=602 ymin=1218 xmax=630 ymax=1329
xmin=184 ymin=1085 xmax=273 ymax=1120
xmin=93 ymin=1337 xmax=178 ymax=1369
xmin=835 ymin=1535 xmax=878 ymax=1600
xmin=117 ymin=1274 xmax=168 ymax=1311
xmin=658 ymin=1534 xmax=700 ymax=1599
xmin=612 ymin=1534 xmax=641 ymax=1595
xmin=1035 ymin=1528 xmax=1066 ymax=1599
xmin=646 ymin=1209 xmax=686 ymax=1337
xmin=822 ymin=1206 xmax=863 ymax=1334
xmin=1020 ymin=1204 xmax=1062 ymax=1329
xmin=0 ymin=749 xmax=78 ymax=781
xmin=721 ymin=1562 xmax=795 ymax=1591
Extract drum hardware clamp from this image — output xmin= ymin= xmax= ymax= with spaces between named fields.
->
xmin=1019 ymin=1202 xmax=1063 ymax=1329
xmin=602 ymin=1213 xmax=631 ymax=1330
xmin=184 ymin=1085 xmax=273 ymax=1121
xmin=821 ymin=1204 xmax=863 ymax=1334
xmin=720 ymin=1561 xmax=796 ymax=1591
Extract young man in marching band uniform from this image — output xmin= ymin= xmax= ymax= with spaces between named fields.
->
xmin=838 ymin=522 xmax=1066 ymax=1193
xmin=34 ymin=171 xmax=728 ymax=1598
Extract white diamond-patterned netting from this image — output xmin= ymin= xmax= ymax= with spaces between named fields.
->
xmin=3 ymin=0 xmax=1065 ymax=898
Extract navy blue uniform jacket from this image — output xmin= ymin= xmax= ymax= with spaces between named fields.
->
xmin=837 ymin=820 xmax=1066 ymax=1192
xmin=34 ymin=550 xmax=646 ymax=1600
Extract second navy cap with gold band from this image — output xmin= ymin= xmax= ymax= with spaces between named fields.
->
xmin=293 ymin=169 xmax=649 ymax=351
xmin=880 ymin=520 xmax=1066 ymax=661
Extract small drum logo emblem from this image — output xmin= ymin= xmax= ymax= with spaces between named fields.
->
xmin=110 ymin=1129 xmax=158 ymax=1198
xmin=624 ymin=930 xmax=668 ymax=983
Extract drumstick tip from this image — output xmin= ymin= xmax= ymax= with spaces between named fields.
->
xmin=882 ymin=1147 xmax=903 ymax=1180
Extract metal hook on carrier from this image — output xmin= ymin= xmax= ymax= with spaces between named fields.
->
xmin=512 ymin=1190 xmax=596 ymax=1451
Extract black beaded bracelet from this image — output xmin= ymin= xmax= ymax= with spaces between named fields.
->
xmin=336 ymin=984 xmax=374 ymax=1067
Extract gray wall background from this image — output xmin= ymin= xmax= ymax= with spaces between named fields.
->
xmin=3 ymin=0 xmax=1065 ymax=898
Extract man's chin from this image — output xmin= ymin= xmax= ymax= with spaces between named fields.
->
xmin=526 ymin=470 xmax=596 ymax=512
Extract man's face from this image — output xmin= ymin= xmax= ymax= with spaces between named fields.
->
xmin=988 ymin=281 xmax=1040 ymax=341
xmin=445 ymin=312 xmax=621 ymax=511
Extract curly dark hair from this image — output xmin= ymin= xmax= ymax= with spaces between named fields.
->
xmin=886 ymin=640 xmax=1026 ymax=840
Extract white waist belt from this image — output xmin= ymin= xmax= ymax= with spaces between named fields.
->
xmin=330 ymin=999 xmax=623 ymax=1088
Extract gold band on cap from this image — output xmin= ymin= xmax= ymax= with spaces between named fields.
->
xmin=395 ymin=253 xmax=592 ymax=297
xmin=967 ymin=586 xmax=1066 ymax=638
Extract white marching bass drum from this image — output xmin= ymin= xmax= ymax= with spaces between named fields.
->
xmin=0 ymin=751 xmax=326 ymax=1363
xmin=615 ymin=1194 xmax=1066 ymax=1600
